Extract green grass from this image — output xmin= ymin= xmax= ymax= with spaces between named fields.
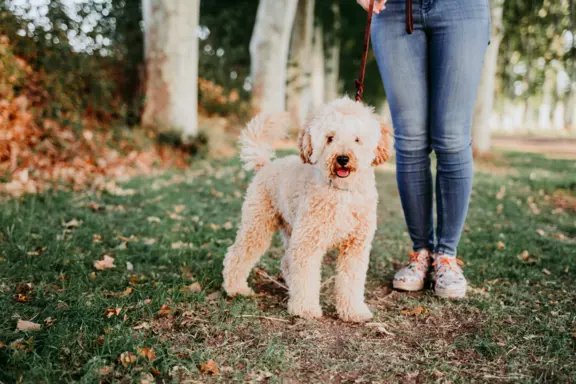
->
xmin=1 ymin=152 xmax=575 ymax=383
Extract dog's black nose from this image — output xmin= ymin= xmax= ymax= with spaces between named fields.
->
xmin=336 ymin=155 xmax=349 ymax=166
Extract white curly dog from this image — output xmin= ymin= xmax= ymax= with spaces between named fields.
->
xmin=222 ymin=97 xmax=391 ymax=322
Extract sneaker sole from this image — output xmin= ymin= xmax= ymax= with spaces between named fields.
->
xmin=393 ymin=280 xmax=425 ymax=292
xmin=434 ymin=285 xmax=467 ymax=299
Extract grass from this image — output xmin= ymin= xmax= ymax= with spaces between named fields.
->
xmin=0 ymin=152 xmax=575 ymax=383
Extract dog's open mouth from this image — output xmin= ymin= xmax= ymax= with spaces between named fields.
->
xmin=335 ymin=165 xmax=351 ymax=178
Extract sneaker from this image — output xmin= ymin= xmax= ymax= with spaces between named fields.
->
xmin=433 ymin=254 xmax=467 ymax=298
xmin=393 ymin=249 xmax=432 ymax=291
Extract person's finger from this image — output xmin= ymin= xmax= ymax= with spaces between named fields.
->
xmin=374 ymin=0 xmax=387 ymax=13
xmin=357 ymin=0 xmax=369 ymax=12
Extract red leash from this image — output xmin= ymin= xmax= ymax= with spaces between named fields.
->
xmin=355 ymin=0 xmax=414 ymax=102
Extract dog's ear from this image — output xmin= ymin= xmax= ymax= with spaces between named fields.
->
xmin=372 ymin=123 xmax=392 ymax=166
xmin=298 ymin=128 xmax=313 ymax=164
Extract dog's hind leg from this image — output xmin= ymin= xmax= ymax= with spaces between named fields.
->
xmin=222 ymin=187 xmax=277 ymax=296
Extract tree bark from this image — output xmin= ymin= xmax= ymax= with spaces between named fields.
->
xmin=471 ymin=0 xmax=504 ymax=155
xmin=250 ymin=0 xmax=298 ymax=114
xmin=286 ymin=0 xmax=315 ymax=127
xmin=324 ymin=1 xmax=341 ymax=101
xmin=310 ymin=25 xmax=325 ymax=111
xmin=142 ymin=0 xmax=200 ymax=138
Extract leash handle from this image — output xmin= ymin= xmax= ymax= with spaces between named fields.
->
xmin=355 ymin=0 xmax=375 ymax=102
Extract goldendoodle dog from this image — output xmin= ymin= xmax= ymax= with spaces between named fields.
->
xmin=222 ymin=96 xmax=391 ymax=322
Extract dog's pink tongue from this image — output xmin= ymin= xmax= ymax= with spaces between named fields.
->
xmin=337 ymin=168 xmax=350 ymax=178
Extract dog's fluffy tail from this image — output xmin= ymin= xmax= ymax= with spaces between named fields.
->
xmin=239 ymin=112 xmax=290 ymax=171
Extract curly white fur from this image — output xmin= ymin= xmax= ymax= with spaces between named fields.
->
xmin=223 ymin=96 xmax=392 ymax=322
xmin=239 ymin=112 xmax=290 ymax=171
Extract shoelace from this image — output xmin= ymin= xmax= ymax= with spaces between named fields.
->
xmin=407 ymin=251 xmax=430 ymax=271
xmin=432 ymin=256 xmax=464 ymax=272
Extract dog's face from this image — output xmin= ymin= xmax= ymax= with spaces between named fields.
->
xmin=298 ymin=97 xmax=391 ymax=189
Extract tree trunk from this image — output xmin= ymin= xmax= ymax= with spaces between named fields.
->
xmin=286 ymin=0 xmax=315 ymax=127
xmin=250 ymin=0 xmax=298 ymax=114
xmin=471 ymin=0 xmax=504 ymax=155
xmin=142 ymin=0 xmax=200 ymax=138
xmin=310 ymin=25 xmax=325 ymax=111
xmin=324 ymin=1 xmax=341 ymax=101
xmin=566 ymin=85 xmax=576 ymax=132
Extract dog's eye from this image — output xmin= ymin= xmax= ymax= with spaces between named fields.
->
xmin=326 ymin=136 xmax=334 ymax=144
xmin=355 ymin=137 xmax=360 ymax=143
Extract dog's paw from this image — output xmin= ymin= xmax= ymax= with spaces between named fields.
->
xmin=338 ymin=303 xmax=373 ymax=323
xmin=223 ymin=282 xmax=254 ymax=297
xmin=287 ymin=301 xmax=323 ymax=320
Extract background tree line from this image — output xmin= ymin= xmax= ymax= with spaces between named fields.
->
xmin=1 ymin=0 xmax=574 ymax=154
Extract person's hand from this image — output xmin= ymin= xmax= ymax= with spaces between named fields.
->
xmin=357 ymin=0 xmax=387 ymax=14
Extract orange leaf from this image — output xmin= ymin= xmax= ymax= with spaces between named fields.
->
xmin=200 ymin=359 xmax=219 ymax=375
xmin=137 ymin=346 xmax=156 ymax=361
xmin=119 ymin=352 xmax=137 ymax=367
xmin=401 ymin=306 xmax=428 ymax=317
xmin=104 ymin=307 xmax=122 ymax=318
xmin=157 ymin=305 xmax=171 ymax=317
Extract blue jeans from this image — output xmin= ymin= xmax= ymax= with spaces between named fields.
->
xmin=371 ymin=0 xmax=490 ymax=256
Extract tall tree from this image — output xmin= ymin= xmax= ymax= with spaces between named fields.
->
xmin=472 ymin=0 xmax=505 ymax=155
xmin=250 ymin=0 xmax=298 ymax=114
xmin=323 ymin=0 xmax=341 ymax=101
xmin=310 ymin=25 xmax=326 ymax=110
xmin=142 ymin=0 xmax=200 ymax=137
xmin=287 ymin=0 xmax=315 ymax=127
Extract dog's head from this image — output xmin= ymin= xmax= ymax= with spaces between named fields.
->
xmin=298 ymin=97 xmax=391 ymax=189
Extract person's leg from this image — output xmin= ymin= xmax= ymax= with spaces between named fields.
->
xmin=426 ymin=0 xmax=490 ymax=297
xmin=427 ymin=0 xmax=490 ymax=257
xmin=371 ymin=1 xmax=433 ymax=254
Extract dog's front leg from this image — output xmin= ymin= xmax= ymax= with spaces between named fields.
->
xmin=285 ymin=227 xmax=328 ymax=320
xmin=336 ymin=231 xmax=374 ymax=323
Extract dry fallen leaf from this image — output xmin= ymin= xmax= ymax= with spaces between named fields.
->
xmin=104 ymin=307 xmax=122 ymax=318
xmin=94 ymin=255 xmax=115 ymax=270
xmin=157 ymin=305 xmax=171 ymax=317
xmin=543 ymin=269 xmax=552 ymax=275
xmin=518 ymin=250 xmax=530 ymax=261
xmin=223 ymin=221 xmax=233 ymax=230
xmin=401 ymin=306 xmax=428 ymax=317
xmin=15 ymin=293 xmax=32 ymax=303
xmin=16 ymin=319 xmax=41 ymax=332
xmin=119 ymin=352 xmax=137 ymax=367
xmin=173 ymin=205 xmax=185 ymax=213
xmin=137 ymin=346 xmax=156 ymax=361
xmin=93 ymin=234 xmax=103 ymax=243
xmin=89 ymin=272 xmax=97 ymax=280
xmin=206 ymin=291 xmax=221 ymax=302
xmin=200 ymin=360 xmax=219 ymax=375
xmin=133 ymin=322 xmax=150 ymax=330
xmin=169 ymin=213 xmax=184 ymax=221
xmin=171 ymin=241 xmax=193 ymax=250
xmin=62 ymin=218 xmax=82 ymax=228
xmin=497 ymin=241 xmax=505 ymax=250
xmin=126 ymin=262 xmax=134 ymax=271
xmin=44 ymin=317 xmax=56 ymax=326
xmin=536 ymin=229 xmax=546 ymax=236
xmin=181 ymin=282 xmax=202 ymax=294
xmin=496 ymin=186 xmax=506 ymax=200
xmin=143 ymin=298 xmax=152 ymax=305
xmin=147 ymin=216 xmax=161 ymax=223
xmin=98 ymin=366 xmax=112 ymax=375
xmin=120 ymin=287 xmax=133 ymax=297
xmin=142 ymin=238 xmax=157 ymax=245
xmin=208 ymin=223 xmax=221 ymax=231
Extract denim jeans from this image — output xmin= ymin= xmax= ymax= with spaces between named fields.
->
xmin=371 ymin=0 xmax=490 ymax=256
